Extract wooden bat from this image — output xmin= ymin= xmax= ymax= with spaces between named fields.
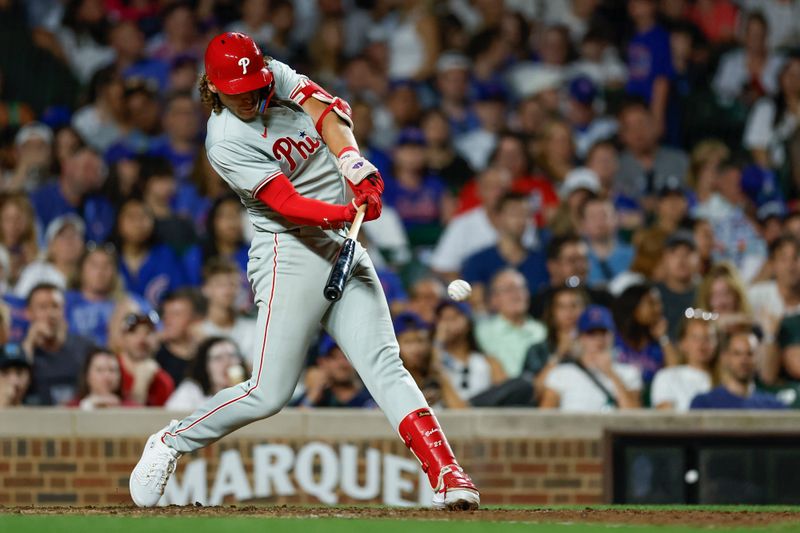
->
xmin=323 ymin=203 xmax=367 ymax=301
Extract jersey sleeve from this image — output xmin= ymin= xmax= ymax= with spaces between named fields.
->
xmin=268 ymin=58 xmax=308 ymax=102
xmin=207 ymin=142 xmax=282 ymax=196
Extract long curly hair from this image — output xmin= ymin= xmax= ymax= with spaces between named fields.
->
xmin=198 ymin=74 xmax=224 ymax=115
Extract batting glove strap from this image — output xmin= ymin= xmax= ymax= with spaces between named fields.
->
xmin=337 ymin=149 xmax=379 ymax=186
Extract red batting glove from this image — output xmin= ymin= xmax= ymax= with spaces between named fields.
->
xmin=345 ymin=191 xmax=382 ymax=222
xmin=350 ymin=171 xmax=384 ymax=197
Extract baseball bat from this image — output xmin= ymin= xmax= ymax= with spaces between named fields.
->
xmin=324 ymin=203 xmax=367 ymax=301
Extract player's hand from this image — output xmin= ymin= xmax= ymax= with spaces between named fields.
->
xmin=351 ymin=172 xmax=384 ymax=197
xmin=337 ymin=149 xmax=380 ymax=188
xmin=346 ymin=192 xmax=382 ymax=221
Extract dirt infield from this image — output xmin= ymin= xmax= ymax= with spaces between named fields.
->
xmin=4 ymin=505 xmax=800 ymax=527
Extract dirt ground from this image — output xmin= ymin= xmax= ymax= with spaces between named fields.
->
xmin=4 ymin=505 xmax=800 ymax=527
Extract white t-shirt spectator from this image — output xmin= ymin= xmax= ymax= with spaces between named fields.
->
xmin=201 ymin=317 xmax=257 ymax=360
xmin=430 ymin=207 xmax=537 ymax=273
xmin=712 ymin=50 xmax=784 ymax=103
xmin=544 ymin=361 xmax=642 ymax=412
xmin=165 ymin=380 xmax=208 ymax=411
xmin=743 ymin=97 xmax=800 ymax=169
xmin=742 ymin=0 xmax=800 ymax=50
xmin=748 ymin=280 xmax=800 ymax=319
xmin=650 ymin=365 xmax=711 ymax=412
xmin=439 ymin=350 xmax=493 ymax=401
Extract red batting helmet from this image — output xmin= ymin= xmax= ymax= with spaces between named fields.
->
xmin=204 ymin=32 xmax=274 ymax=95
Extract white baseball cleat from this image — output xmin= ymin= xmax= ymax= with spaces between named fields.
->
xmin=431 ymin=464 xmax=481 ymax=511
xmin=129 ymin=421 xmax=182 ymax=507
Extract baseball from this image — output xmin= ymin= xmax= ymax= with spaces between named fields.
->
xmin=447 ymin=279 xmax=472 ymax=301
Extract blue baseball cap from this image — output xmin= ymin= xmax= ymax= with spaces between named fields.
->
xmin=568 ymin=76 xmax=597 ymax=105
xmin=317 ymin=334 xmax=338 ymax=357
xmin=393 ymin=312 xmax=431 ymax=336
xmin=577 ymin=305 xmax=615 ymax=334
xmin=474 ymin=82 xmax=507 ymax=103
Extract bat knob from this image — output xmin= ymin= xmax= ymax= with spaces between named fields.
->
xmin=324 ymin=286 xmax=342 ymax=302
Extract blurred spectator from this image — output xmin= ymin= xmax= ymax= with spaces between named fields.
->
xmin=651 ymin=314 xmax=717 ymax=411
xmin=22 ymin=283 xmax=94 ymax=405
xmin=64 ymin=244 xmax=137 ymax=347
xmin=740 ymin=0 xmax=800 ymax=52
xmin=651 ymin=178 xmax=690 ymax=234
xmin=686 ymin=139 xmax=729 ymax=208
xmin=585 ymin=141 xmax=644 ymax=234
xmin=466 ymin=28 xmax=509 ymax=91
xmin=566 ymin=76 xmax=618 ymax=159
xmin=145 ymin=2 xmax=204 ymax=64
xmin=183 ymin=194 xmax=249 ymax=293
xmin=550 ymin=167 xmax=601 ymax=237
xmin=462 ymin=192 xmax=549 ymax=311
xmin=0 ymin=343 xmax=31 ymax=407
xmin=200 ymin=259 xmax=256 ymax=358
xmin=656 ymin=231 xmax=701 ymax=339
xmin=609 ymin=226 xmax=669 ymax=296
xmin=534 ymin=119 xmax=575 ymax=185
xmin=687 ymin=0 xmax=738 ymax=45
xmin=307 ymin=16 xmax=346 ymax=89
xmin=71 ymin=66 xmax=126 ymax=153
xmin=580 ymin=196 xmax=635 ymax=287
xmin=137 ymin=156 xmax=195 ymax=254
xmin=226 ymin=0 xmax=274 ymax=49
xmin=54 ymin=0 xmax=115 ymax=83
xmin=5 ymin=122 xmax=54 ymax=192
xmin=777 ymin=312 xmax=800 ymax=381
xmin=395 ymin=311 xmax=464 ymax=408
xmin=295 ymin=335 xmax=375 ymax=409
xmin=406 ymin=277 xmax=445 ymax=325
xmin=695 ymin=262 xmax=752 ymax=327
xmin=112 ymin=196 xmax=187 ymax=308
xmin=541 ymin=305 xmax=642 ymax=411
xmin=626 ymin=0 xmax=673 ymax=134
xmin=156 ymin=288 xmax=205 ymax=388
xmin=430 ymin=167 xmax=519 ymax=279
xmin=166 ymin=336 xmax=246 ymax=411
xmin=531 ymin=233 xmax=613 ymax=318
xmin=175 ymin=146 xmax=229 ymax=231
xmin=748 ymin=235 xmax=800 ymax=329
xmin=420 ymin=108 xmax=474 ymax=193
xmin=371 ymin=81 xmax=421 ymax=150
xmin=118 ymin=311 xmax=173 ymax=406
xmin=434 ymin=53 xmax=479 ymax=136
xmin=455 ymin=83 xmax=508 ymax=171
xmin=570 ymin=28 xmax=628 ymax=89
xmin=14 ymin=214 xmax=85 ymax=298
xmin=52 ymin=126 xmax=85 ymax=176
xmin=68 ymin=347 xmax=139 ymax=409
xmin=261 ymin=0 xmax=298 ymax=64
xmin=713 ymin=12 xmax=783 ymax=107
xmin=148 ymin=91 xmax=200 ymax=182
xmin=29 ymin=146 xmax=115 ymax=243
xmin=743 ymin=54 xmax=800 ymax=198
xmin=168 ymin=55 xmax=199 ymax=94
xmin=108 ymin=20 xmax=169 ymax=92
xmin=542 ymin=285 xmax=589 ymax=360
xmin=0 ymin=193 xmax=39 ymax=286
xmin=105 ymin=78 xmax=163 ymax=158
xmin=350 ymin=100 xmax=392 ymax=181
xmin=613 ymin=283 xmax=680 ymax=383
xmin=475 ymin=269 xmax=547 ymax=378
xmin=383 ymin=128 xmax=447 ymax=246
xmin=692 ymin=217 xmax=716 ymax=276
xmin=387 ymin=1 xmax=440 ymax=81
xmin=616 ymin=99 xmax=689 ymax=201
xmin=690 ymin=329 xmax=785 ymax=409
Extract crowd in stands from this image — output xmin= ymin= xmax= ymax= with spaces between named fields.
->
xmin=2 ymin=0 xmax=800 ymax=413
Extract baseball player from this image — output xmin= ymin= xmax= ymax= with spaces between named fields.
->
xmin=129 ymin=33 xmax=479 ymax=511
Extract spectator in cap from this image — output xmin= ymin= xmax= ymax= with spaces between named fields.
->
xmin=118 ymin=310 xmax=174 ymax=406
xmin=462 ymin=192 xmax=549 ymax=312
xmin=540 ymin=305 xmax=642 ymax=411
xmin=22 ymin=283 xmax=95 ymax=405
xmin=67 ymin=347 xmax=141 ymax=410
xmin=166 ymin=336 xmax=247 ymax=411
xmin=616 ymin=99 xmax=688 ymax=201
xmin=6 ymin=122 xmax=54 ymax=192
xmin=295 ymin=334 xmax=375 ymax=409
xmin=434 ymin=52 xmax=480 ymax=136
xmin=395 ymin=311 xmax=464 ymax=409
xmin=29 ymin=146 xmax=115 ymax=243
xmin=382 ymin=128 xmax=447 ymax=247
xmin=475 ymin=269 xmax=547 ymax=379
xmin=455 ymin=83 xmax=508 ymax=171
xmin=579 ymin=196 xmax=635 ymax=287
xmin=71 ymin=66 xmax=126 ymax=154
xmin=566 ymin=76 xmax=618 ymax=159
xmin=155 ymin=288 xmax=206 ymax=388
xmin=656 ymin=231 xmax=701 ymax=339
xmin=550 ymin=166 xmax=601 ymax=237
xmin=690 ymin=329 xmax=785 ymax=410
xmin=651 ymin=177 xmax=690 ymax=234
xmin=651 ymin=313 xmax=718 ymax=411
xmin=0 ymin=343 xmax=31 ymax=407
xmin=0 ymin=193 xmax=39 ymax=287
xmin=613 ymin=283 xmax=680 ymax=384
xmin=14 ymin=214 xmax=85 ymax=299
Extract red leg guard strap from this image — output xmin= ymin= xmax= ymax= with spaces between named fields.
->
xmin=398 ymin=407 xmax=459 ymax=488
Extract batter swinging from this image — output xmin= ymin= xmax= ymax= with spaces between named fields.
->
xmin=129 ymin=32 xmax=480 ymax=511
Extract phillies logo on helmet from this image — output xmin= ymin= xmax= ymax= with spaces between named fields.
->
xmin=238 ymin=57 xmax=250 ymax=75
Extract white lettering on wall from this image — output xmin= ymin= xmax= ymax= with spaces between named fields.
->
xmin=210 ymin=449 xmax=253 ymax=505
xmin=294 ymin=442 xmax=339 ymax=505
xmin=253 ymin=444 xmax=296 ymax=498
xmin=340 ymin=444 xmax=380 ymax=500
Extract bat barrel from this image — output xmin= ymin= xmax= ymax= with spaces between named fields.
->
xmin=324 ymin=238 xmax=356 ymax=301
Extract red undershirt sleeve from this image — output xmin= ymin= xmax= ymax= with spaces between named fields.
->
xmin=256 ymin=173 xmax=350 ymax=227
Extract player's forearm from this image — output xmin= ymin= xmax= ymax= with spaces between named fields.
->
xmin=257 ymin=173 xmax=351 ymax=226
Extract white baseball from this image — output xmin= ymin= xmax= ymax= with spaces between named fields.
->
xmin=447 ymin=280 xmax=472 ymax=301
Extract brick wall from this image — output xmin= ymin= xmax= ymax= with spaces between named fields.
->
xmin=0 ymin=436 xmax=603 ymax=506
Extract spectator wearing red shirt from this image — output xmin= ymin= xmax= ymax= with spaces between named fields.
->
xmin=118 ymin=312 xmax=174 ymax=406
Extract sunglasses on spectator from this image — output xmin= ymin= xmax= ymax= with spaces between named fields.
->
xmin=123 ymin=311 xmax=159 ymax=332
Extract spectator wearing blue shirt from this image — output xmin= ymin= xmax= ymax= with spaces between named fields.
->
xmin=579 ymin=196 xmax=634 ymax=287
xmin=626 ymin=0 xmax=673 ymax=135
xmin=383 ymin=128 xmax=447 ymax=247
xmin=147 ymin=92 xmax=201 ymax=182
xmin=435 ymin=52 xmax=481 ymax=136
xmin=691 ymin=329 xmax=786 ymax=410
xmin=109 ymin=20 xmax=170 ymax=93
xmin=463 ymin=192 xmax=548 ymax=311
xmin=29 ymin=147 xmax=115 ymax=243
xmin=112 ymin=197 xmax=188 ymax=308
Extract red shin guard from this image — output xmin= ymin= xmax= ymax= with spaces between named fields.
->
xmin=398 ymin=407 xmax=461 ymax=489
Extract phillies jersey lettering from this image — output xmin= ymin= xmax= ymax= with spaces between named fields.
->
xmin=272 ymin=130 xmax=322 ymax=172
